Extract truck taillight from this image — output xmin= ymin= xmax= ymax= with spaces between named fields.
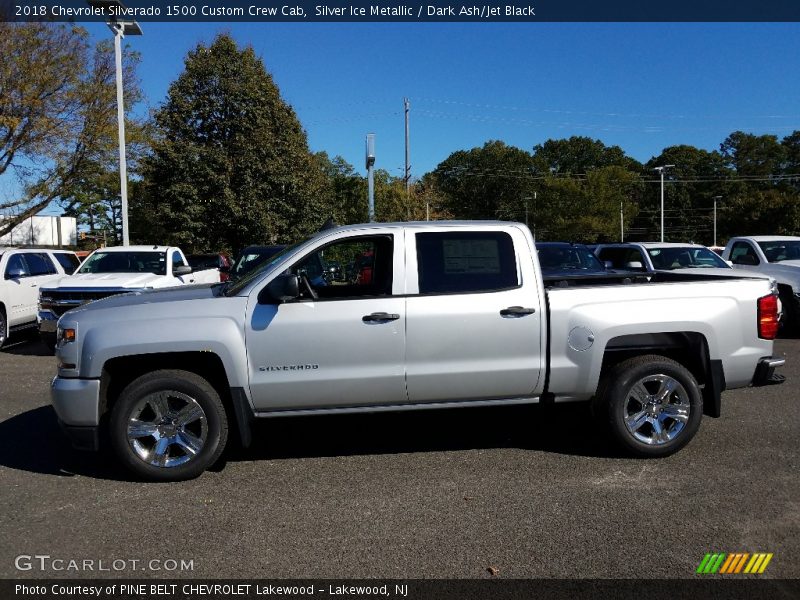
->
xmin=758 ymin=294 xmax=779 ymax=340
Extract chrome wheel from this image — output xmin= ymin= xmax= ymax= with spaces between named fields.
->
xmin=126 ymin=390 xmax=208 ymax=468
xmin=623 ymin=374 xmax=691 ymax=445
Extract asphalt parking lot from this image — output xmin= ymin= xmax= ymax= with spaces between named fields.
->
xmin=0 ymin=335 xmax=798 ymax=580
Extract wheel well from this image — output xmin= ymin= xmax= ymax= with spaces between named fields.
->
xmin=100 ymin=352 xmax=232 ymax=419
xmin=600 ymin=332 xmax=722 ymax=417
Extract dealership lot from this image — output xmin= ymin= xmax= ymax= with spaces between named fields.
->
xmin=0 ymin=336 xmax=798 ymax=579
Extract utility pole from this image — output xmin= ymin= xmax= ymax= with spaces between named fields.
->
xmin=653 ymin=164 xmax=675 ymax=242
xmin=713 ymin=195 xmax=722 ymax=247
xmin=620 ymin=201 xmax=624 ymax=242
xmin=404 ymin=98 xmax=411 ymax=195
xmin=366 ymin=134 xmax=375 ymax=222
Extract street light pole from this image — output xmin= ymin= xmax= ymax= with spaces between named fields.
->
xmin=112 ymin=24 xmax=130 ymax=245
xmin=653 ymin=165 xmax=675 ymax=242
xmin=87 ymin=0 xmax=141 ymax=245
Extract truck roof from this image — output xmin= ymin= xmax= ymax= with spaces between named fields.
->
xmin=89 ymin=245 xmax=175 ymax=252
xmin=598 ymin=242 xmax=706 ymax=249
xmin=322 ymin=220 xmax=523 ymax=233
xmin=731 ymin=236 xmax=800 ymax=242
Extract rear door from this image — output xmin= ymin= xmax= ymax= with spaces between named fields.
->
xmin=405 ymin=226 xmax=544 ymax=403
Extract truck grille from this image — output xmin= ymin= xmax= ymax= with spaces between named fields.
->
xmin=39 ymin=289 xmax=135 ymax=317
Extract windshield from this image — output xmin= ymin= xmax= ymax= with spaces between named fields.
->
xmin=757 ymin=240 xmax=800 ymax=263
xmin=77 ymin=251 xmax=167 ymax=275
xmin=647 ymin=247 xmax=728 ymax=270
xmin=232 ymin=246 xmax=286 ymax=279
xmin=224 ymin=240 xmax=306 ymax=296
xmin=537 ymin=245 xmax=606 ymax=272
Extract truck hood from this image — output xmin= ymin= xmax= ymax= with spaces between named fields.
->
xmin=745 ymin=262 xmax=800 ymax=286
xmin=45 ymin=272 xmax=169 ymax=290
xmin=65 ymin=284 xmax=219 ymax=316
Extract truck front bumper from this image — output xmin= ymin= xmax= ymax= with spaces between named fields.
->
xmin=752 ymin=356 xmax=786 ymax=386
xmin=51 ymin=376 xmax=101 ymax=451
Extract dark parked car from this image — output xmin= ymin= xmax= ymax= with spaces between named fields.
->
xmin=186 ymin=253 xmax=232 ymax=282
xmin=536 ymin=242 xmax=610 ymax=276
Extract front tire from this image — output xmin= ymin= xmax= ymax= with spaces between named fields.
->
xmin=0 ymin=308 xmax=6 ymax=348
xmin=109 ymin=370 xmax=228 ymax=481
xmin=599 ymin=355 xmax=703 ymax=457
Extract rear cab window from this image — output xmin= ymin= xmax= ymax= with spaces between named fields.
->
xmin=414 ymin=231 xmax=519 ymax=294
xmin=52 ymin=252 xmax=80 ymax=274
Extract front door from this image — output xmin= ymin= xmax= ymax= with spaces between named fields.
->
xmin=246 ymin=232 xmax=407 ymax=411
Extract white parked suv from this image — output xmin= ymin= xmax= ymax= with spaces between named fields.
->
xmin=0 ymin=248 xmax=80 ymax=347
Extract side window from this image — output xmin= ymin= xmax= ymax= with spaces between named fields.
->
xmin=290 ymin=235 xmax=394 ymax=300
xmin=24 ymin=253 xmax=57 ymax=276
xmin=416 ymin=231 xmax=518 ymax=294
xmin=730 ymin=242 xmax=759 ymax=266
xmin=53 ymin=252 xmax=80 ymax=274
xmin=5 ymin=254 xmax=30 ymax=279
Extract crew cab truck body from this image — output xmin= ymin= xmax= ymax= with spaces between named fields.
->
xmin=722 ymin=236 xmax=800 ymax=331
xmin=50 ymin=222 xmax=785 ymax=480
xmin=38 ymin=245 xmax=218 ymax=348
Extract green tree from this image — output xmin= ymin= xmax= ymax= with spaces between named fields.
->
xmin=430 ymin=140 xmax=536 ymax=221
xmin=640 ymin=146 xmax=730 ymax=243
xmin=0 ymin=23 xmax=139 ymax=239
xmin=137 ymin=34 xmax=325 ymax=252
xmin=531 ymin=136 xmax=641 ymax=175
xmin=312 ymin=152 xmax=367 ymax=225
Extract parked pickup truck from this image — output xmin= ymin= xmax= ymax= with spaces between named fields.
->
xmin=594 ymin=242 xmax=737 ymax=275
xmin=50 ymin=222 xmax=785 ymax=481
xmin=38 ymin=245 xmax=218 ymax=349
xmin=721 ymin=236 xmax=800 ymax=331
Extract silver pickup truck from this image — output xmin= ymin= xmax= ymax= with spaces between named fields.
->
xmin=50 ymin=222 xmax=785 ymax=480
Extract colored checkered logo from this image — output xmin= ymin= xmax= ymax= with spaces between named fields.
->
xmin=696 ymin=553 xmax=773 ymax=574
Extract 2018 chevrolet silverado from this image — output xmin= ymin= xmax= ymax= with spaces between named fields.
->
xmin=50 ymin=222 xmax=785 ymax=480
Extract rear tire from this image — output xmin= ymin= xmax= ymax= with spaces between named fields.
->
xmin=109 ymin=370 xmax=228 ymax=481
xmin=598 ymin=355 xmax=703 ymax=457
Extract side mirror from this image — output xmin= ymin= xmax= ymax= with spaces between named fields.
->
xmin=259 ymin=273 xmax=300 ymax=304
xmin=174 ymin=265 xmax=193 ymax=276
xmin=604 ymin=261 xmax=613 ymax=269
xmin=625 ymin=261 xmax=643 ymax=269
xmin=5 ymin=268 xmax=26 ymax=279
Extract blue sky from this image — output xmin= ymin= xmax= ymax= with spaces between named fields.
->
xmin=104 ymin=22 xmax=799 ymax=181
xmin=77 ymin=22 xmax=800 ymax=184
